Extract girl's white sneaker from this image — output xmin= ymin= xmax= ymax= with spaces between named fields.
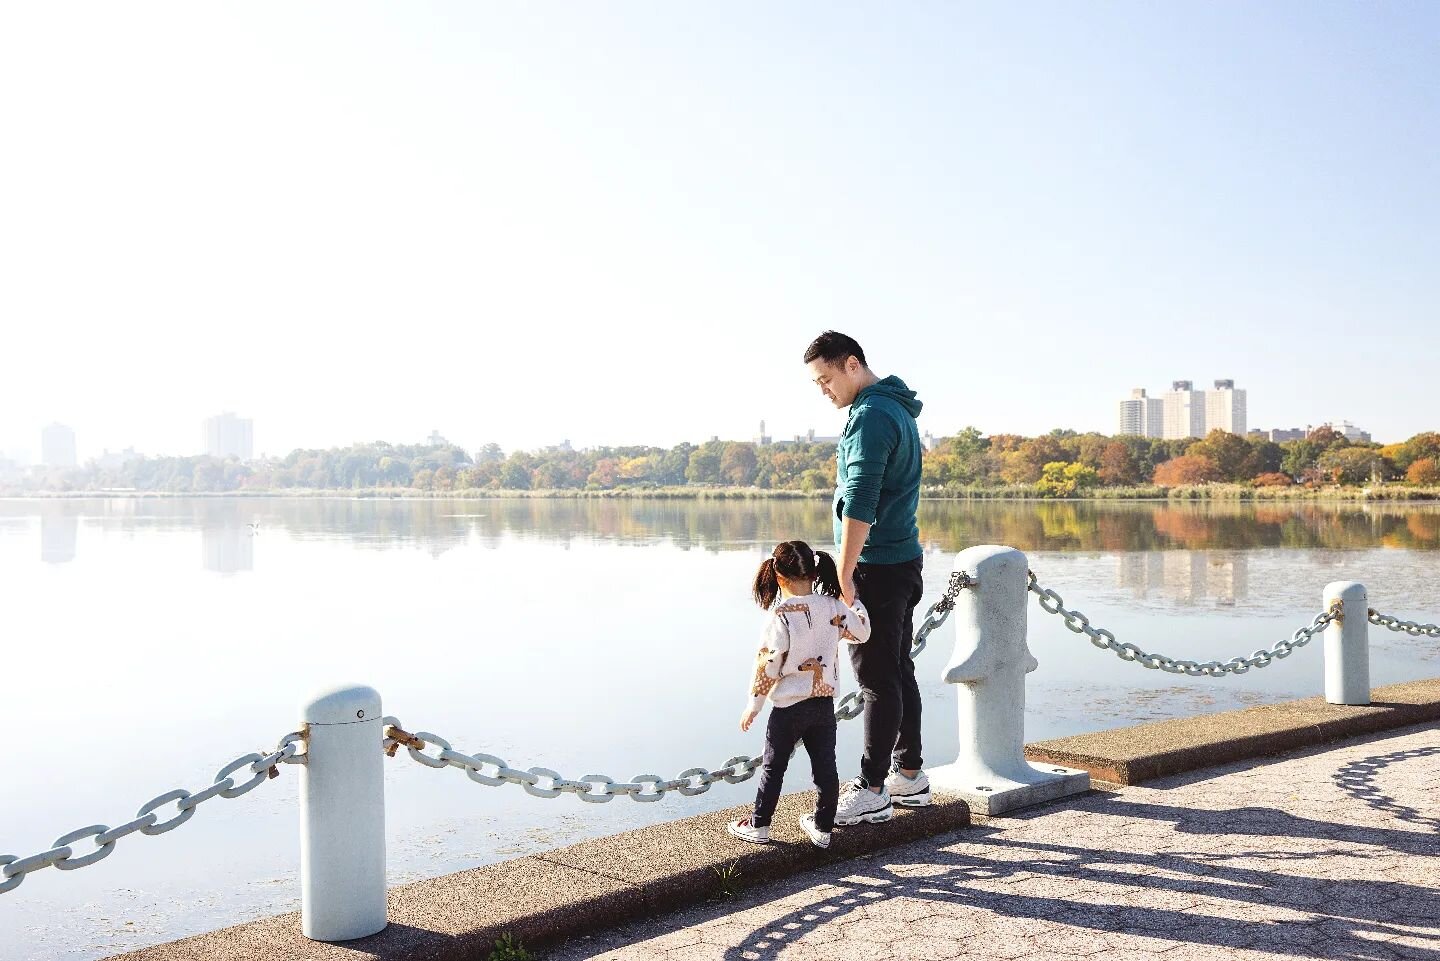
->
xmin=727 ymin=817 xmax=770 ymax=844
xmin=799 ymin=813 xmax=831 ymax=849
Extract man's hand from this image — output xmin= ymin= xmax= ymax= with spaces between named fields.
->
xmin=740 ymin=706 xmax=761 ymax=732
xmin=838 ymin=516 xmax=869 ymax=607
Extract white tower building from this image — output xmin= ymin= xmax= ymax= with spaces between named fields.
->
xmin=204 ymin=412 xmax=254 ymax=460
xmin=1162 ymin=381 xmax=1207 ymax=439
xmin=1205 ymin=380 xmax=1247 ymax=436
xmin=1118 ymin=389 xmax=1164 ymax=438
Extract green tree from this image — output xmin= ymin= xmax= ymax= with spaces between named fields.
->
xmin=1003 ymin=436 xmax=1067 ymax=484
xmin=1396 ymin=433 xmax=1440 ymax=471
xmin=1188 ymin=430 xmax=1256 ymax=482
xmin=1280 ymin=440 xmax=1323 ymax=479
xmin=1035 ymin=461 xmax=1099 ymax=498
xmin=656 ymin=443 xmax=693 ymax=485
xmin=499 ymin=454 xmax=533 ymax=490
xmin=1316 ymin=448 xmax=1382 ymax=485
xmin=685 ymin=440 xmax=724 ymax=485
xmin=799 ymin=468 xmax=830 ymax=492
xmin=1246 ymin=437 xmax=1283 ymax=477
xmin=720 ymin=443 xmax=758 ymax=485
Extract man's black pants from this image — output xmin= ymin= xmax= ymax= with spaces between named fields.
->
xmin=850 ymin=555 xmax=925 ymax=785
xmin=751 ymin=696 xmax=839 ymax=832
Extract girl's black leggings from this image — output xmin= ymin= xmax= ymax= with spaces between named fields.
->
xmin=751 ymin=696 xmax=839 ymax=832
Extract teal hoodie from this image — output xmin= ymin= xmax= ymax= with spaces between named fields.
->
xmin=833 ymin=375 xmax=924 ymax=565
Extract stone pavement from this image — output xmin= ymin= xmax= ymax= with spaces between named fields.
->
xmin=548 ymin=723 xmax=1439 ymax=960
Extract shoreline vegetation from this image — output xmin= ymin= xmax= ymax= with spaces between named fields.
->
xmin=7 ymin=426 xmax=1440 ymax=502
xmin=9 ymin=483 xmax=1440 ymax=502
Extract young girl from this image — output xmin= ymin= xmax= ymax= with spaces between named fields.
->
xmin=728 ymin=540 xmax=872 ymax=849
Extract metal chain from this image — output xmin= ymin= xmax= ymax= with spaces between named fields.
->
xmin=384 ymin=717 xmax=761 ymax=803
xmin=0 ymin=731 xmax=305 ymax=895
xmin=1027 ymin=571 xmax=1341 ymax=678
xmin=908 ymin=570 xmax=977 ymax=660
xmin=1368 ymin=608 xmax=1440 ymax=638
xmin=382 ymin=571 xmax=979 ymax=800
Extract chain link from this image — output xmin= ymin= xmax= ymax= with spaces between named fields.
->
xmin=383 ymin=717 xmax=763 ymax=804
xmin=909 ymin=570 xmax=977 ymax=659
xmin=0 ymin=731 xmax=304 ymax=895
xmin=380 ymin=568 xmax=978 ymax=803
xmin=1368 ymin=608 xmax=1440 ymax=638
xmin=1027 ymin=570 xmax=1341 ymax=678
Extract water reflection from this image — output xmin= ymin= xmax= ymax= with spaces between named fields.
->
xmin=1118 ymin=552 xmax=1249 ymax=605
xmin=3 ymin=497 xmax=1440 ymax=556
xmin=39 ymin=506 xmax=77 ymax=563
xmin=202 ymin=524 xmax=255 ymax=574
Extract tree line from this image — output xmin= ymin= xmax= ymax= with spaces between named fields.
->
xmin=9 ymin=428 xmax=1440 ymax=496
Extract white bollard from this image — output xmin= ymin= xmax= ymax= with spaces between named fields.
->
xmin=927 ymin=545 xmax=1090 ymax=815
xmin=300 ymin=684 xmax=387 ymax=942
xmin=1323 ymin=582 xmax=1370 ymax=706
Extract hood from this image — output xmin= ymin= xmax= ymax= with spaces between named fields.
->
xmin=855 ymin=375 xmax=922 ymax=419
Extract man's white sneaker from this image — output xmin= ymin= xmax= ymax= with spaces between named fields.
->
xmin=727 ymin=817 xmax=770 ymax=844
xmin=799 ymin=813 xmax=831 ymax=849
xmin=886 ymin=768 xmax=932 ymax=807
xmin=834 ymin=777 xmax=893 ymax=826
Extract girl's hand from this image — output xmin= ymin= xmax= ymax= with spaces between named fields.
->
xmin=740 ymin=706 xmax=760 ymax=732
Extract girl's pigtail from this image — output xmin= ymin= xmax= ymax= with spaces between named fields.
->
xmin=753 ymin=557 xmax=780 ymax=609
xmin=814 ymin=550 xmax=842 ymax=598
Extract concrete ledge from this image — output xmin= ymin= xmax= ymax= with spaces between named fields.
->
xmin=107 ymin=791 xmax=969 ymax=961
xmin=1024 ymin=677 xmax=1440 ymax=785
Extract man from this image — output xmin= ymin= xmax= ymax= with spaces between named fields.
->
xmin=803 ymin=331 xmax=927 ymax=825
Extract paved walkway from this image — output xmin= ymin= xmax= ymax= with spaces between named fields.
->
xmin=549 ymin=724 xmax=1439 ymax=960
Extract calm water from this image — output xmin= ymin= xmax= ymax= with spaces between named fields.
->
xmin=2 ymin=497 xmax=1438 ymax=960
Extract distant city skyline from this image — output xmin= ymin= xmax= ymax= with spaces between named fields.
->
xmin=3 ymin=5 xmax=1436 ymax=460
xmin=1118 ymin=379 xmax=1247 ymax=440
xmin=0 ymin=402 xmax=1402 ymax=469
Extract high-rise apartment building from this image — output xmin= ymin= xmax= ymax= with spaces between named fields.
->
xmin=1162 ymin=381 xmax=1207 ymax=439
xmin=41 ymin=423 xmax=77 ymax=467
xmin=204 ymin=412 xmax=254 ymax=460
xmin=1117 ymin=389 xmax=1164 ymax=437
xmin=1205 ymin=379 xmax=1247 ymax=436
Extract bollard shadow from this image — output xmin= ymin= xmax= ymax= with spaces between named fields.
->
xmin=718 ymin=816 xmax=1439 ymax=960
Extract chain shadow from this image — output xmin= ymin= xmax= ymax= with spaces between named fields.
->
xmin=1332 ymin=744 xmax=1440 ymax=832
xmin=1091 ymin=795 xmax=1438 ymax=858
xmin=1113 ymin=719 xmax=1437 ymax=793
xmin=721 ymin=802 xmax=1439 ymax=961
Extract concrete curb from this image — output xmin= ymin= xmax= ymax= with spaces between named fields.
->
xmin=106 ymin=792 xmax=970 ymax=961
xmin=105 ymin=678 xmax=1440 ymax=960
xmin=1024 ymin=677 xmax=1440 ymax=784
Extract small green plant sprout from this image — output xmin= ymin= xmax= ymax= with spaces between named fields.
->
xmin=713 ymin=859 xmax=744 ymax=899
xmin=489 ymin=932 xmax=535 ymax=961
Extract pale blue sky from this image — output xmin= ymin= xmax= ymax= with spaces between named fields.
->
xmin=1 ymin=2 xmax=1435 ymax=459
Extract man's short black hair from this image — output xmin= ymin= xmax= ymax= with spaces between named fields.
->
xmin=803 ymin=331 xmax=867 ymax=369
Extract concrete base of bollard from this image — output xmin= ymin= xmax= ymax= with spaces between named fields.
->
xmin=928 ymin=762 xmax=1090 ymax=816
